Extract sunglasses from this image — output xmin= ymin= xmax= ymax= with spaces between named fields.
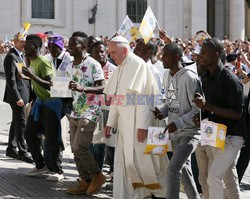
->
xmin=203 ymin=38 xmax=217 ymax=48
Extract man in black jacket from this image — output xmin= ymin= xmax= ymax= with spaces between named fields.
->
xmin=3 ymin=34 xmax=33 ymax=163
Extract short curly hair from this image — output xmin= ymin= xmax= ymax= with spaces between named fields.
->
xmin=71 ymin=31 xmax=88 ymax=47
xmin=26 ymin=34 xmax=43 ymax=49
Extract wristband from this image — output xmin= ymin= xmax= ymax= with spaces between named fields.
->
xmin=210 ymin=104 xmax=215 ymax=114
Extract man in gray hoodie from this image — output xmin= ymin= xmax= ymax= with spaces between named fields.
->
xmin=153 ymin=42 xmax=201 ymax=199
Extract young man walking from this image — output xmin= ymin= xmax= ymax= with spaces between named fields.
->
xmin=153 ymin=42 xmax=201 ymax=199
xmin=65 ymin=31 xmax=106 ymax=196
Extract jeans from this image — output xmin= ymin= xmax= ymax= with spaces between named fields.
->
xmin=166 ymin=136 xmax=200 ymax=199
xmin=24 ymin=106 xmax=62 ymax=174
xmin=191 ymin=153 xmax=202 ymax=193
xmin=207 ymin=136 xmax=244 ymax=199
xmin=89 ymin=143 xmax=106 ymax=170
xmin=43 ymin=100 xmax=72 ymax=171
xmin=70 ymin=118 xmax=99 ymax=180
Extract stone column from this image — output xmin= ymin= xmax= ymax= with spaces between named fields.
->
xmin=191 ymin=0 xmax=207 ymax=38
xmin=229 ymin=0 xmax=245 ymax=40
xmin=163 ymin=0 xmax=183 ymax=38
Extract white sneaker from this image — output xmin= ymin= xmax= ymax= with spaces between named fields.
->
xmin=47 ymin=173 xmax=64 ymax=181
xmin=25 ymin=166 xmax=48 ymax=176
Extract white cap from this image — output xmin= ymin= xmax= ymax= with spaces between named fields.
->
xmin=110 ymin=36 xmax=129 ymax=44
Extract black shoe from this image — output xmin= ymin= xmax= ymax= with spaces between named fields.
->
xmin=6 ymin=149 xmax=19 ymax=159
xmin=18 ymin=153 xmax=33 ymax=163
xmin=152 ymin=195 xmax=165 ymax=199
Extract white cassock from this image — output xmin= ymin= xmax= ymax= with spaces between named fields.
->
xmin=104 ymin=52 xmax=167 ymax=199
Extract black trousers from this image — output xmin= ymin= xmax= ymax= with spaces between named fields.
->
xmin=24 ymin=106 xmax=62 ymax=174
xmin=7 ymin=103 xmax=28 ymax=154
xmin=236 ymin=114 xmax=250 ymax=183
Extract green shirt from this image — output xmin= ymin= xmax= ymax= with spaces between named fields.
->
xmin=30 ymin=55 xmax=54 ymax=100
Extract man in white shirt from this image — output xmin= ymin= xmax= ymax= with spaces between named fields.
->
xmin=43 ymin=34 xmax=73 ymax=181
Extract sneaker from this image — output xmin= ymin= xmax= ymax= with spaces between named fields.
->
xmin=87 ymin=172 xmax=106 ymax=195
xmin=25 ymin=166 xmax=48 ymax=176
xmin=18 ymin=153 xmax=33 ymax=163
xmin=47 ymin=173 xmax=64 ymax=181
xmin=67 ymin=178 xmax=90 ymax=195
xmin=6 ymin=149 xmax=18 ymax=159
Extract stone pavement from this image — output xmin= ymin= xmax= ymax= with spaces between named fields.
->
xmin=0 ymin=101 xmax=113 ymax=199
xmin=0 ymin=74 xmax=113 ymax=199
xmin=0 ymin=74 xmax=250 ymax=199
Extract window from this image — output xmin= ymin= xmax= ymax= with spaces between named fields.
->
xmin=22 ymin=0 xmax=65 ymax=26
xmin=127 ymin=0 xmax=147 ymax=23
xmin=32 ymin=0 xmax=55 ymax=19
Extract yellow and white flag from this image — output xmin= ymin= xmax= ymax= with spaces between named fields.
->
xmin=139 ymin=7 xmax=159 ymax=44
xmin=18 ymin=22 xmax=31 ymax=41
xmin=200 ymin=120 xmax=227 ymax=149
xmin=117 ymin=15 xmax=139 ymax=42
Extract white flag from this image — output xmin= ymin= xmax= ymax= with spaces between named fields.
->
xmin=139 ymin=7 xmax=159 ymax=44
xmin=117 ymin=15 xmax=139 ymax=42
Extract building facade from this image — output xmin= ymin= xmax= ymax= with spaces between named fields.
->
xmin=0 ymin=0 xmax=249 ymax=41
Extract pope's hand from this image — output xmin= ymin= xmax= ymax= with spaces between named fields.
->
xmin=104 ymin=126 xmax=112 ymax=138
xmin=137 ymin=129 xmax=147 ymax=143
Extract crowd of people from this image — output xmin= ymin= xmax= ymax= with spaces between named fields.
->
xmin=2 ymin=28 xmax=250 ymax=199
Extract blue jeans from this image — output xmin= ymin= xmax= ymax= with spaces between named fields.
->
xmin=44 ymin=100 xmax=72 ymax=171
xmin=89 ymin=143 xmax=106 ymax=170
xmin=166 ymin=136 xmax=200 ymax=199
xmin=25 ymin=106 xmax=62 ymax=173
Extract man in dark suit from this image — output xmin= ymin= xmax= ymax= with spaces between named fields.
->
xmin=3 ymin=34 xmax=33 ymax=163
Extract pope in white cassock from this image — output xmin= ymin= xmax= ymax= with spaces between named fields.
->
xmin=104 ymin=36 xmax=167 ymax=199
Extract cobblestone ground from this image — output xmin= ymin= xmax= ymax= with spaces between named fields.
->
xmin=0 ymin=75 xmax=249 ymax=199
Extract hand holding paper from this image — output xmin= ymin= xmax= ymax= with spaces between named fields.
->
xmin=164 ymin=122 xmax=177 ymax=134
xmin=144 ymin=127 xmax=169 ymax=155
xmin=22 ymin=66 xmax=34 ymax=78
xmin=69 ymin=80 xmax=84 ymax=93
xmin=193 ymin=113 xmax=200 ymax=127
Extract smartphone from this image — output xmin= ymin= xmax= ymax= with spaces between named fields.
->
xmin=149 ymin=108 xmax=155 ymax=113
xmin=194 ymin=93 xmax=200 ymax=98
